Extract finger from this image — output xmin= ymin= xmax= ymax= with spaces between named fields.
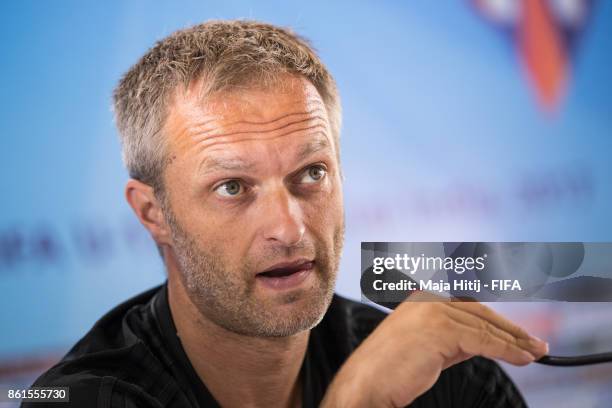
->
xmin=446 ymin=301 xmax=548 ymax=357
xmin=403 ymin=293 xmax=549 ymax=358
xmin=444 ymin=306 xmax=547 ymax=359
xmin=447 ymin=319 xmax=536 ymax=366
xmin=448 ymin=301 xmax=530 ymax=339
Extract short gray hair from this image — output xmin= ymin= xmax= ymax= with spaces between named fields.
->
xmin=113 ymin=20 xmax=341 ymax=192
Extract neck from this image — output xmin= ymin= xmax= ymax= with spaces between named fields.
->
xmin=166 ymin=272 xmax=309 ymax=408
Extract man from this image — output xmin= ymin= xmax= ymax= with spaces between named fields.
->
xmin=26 ymin=20 xmax=547 ymax=407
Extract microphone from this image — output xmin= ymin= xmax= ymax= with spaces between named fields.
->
xmin=536 ymin=352 xmax=612 ymax=366
xmin=473 ymin=242 xmax=612 ymax=366
xmin=361 ymin=242 xmax=612 ymax=366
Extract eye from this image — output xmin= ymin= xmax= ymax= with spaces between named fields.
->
xmin=215 ymin=180 xmax=244 ymax=197
xmin=299 ymin=165 xmax=327 ymax=184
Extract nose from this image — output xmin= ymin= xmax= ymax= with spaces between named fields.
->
xmin=261 ymin=187 xmax=305 ymax=247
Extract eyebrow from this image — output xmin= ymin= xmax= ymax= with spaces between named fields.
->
xmin=198 ymin=137 xmax=332 ymax=174
xmin=296 ymin=138 xmax=332 ymax=162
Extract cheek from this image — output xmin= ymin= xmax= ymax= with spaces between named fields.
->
xmin=197 ymin=216 xmax=252 ymax=257
xmin=304 ymin=182 xmax=344 ymax=236
xmin=171 ymin=197 xmax=252 ymax=262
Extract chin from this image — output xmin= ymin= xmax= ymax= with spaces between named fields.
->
xmin=251 ymin=287 xmax=333 ymax=337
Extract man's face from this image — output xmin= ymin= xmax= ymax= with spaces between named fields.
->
xmin=160 ymin=75 xmax=344 ymax=337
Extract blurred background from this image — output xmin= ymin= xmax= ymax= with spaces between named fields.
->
xmin=1 ymin=0 xmax=611 ymax=406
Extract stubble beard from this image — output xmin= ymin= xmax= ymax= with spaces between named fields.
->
xmin=163 ymin=205 xmax=344 ymax=337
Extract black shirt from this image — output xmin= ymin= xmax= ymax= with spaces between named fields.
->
xmin=25 ymin=283 xmax=527 ymax=407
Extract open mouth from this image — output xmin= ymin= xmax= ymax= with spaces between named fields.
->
xmin=257 ymin=261 xmax=314 ymax=277
xmin=255 ymin=260 xmax=315 ymax=289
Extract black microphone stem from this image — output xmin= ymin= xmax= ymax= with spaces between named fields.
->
xmin=536 ymin=352 xmax=612 ymax=366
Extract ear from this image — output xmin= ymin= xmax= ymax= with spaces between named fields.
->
xmin=125 ymin=179 xmax=172 ymax=246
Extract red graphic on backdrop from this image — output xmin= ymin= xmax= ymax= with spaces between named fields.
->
xmin=473 ymin=0 xmax=593 ymax=111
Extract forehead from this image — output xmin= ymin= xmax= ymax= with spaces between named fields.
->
xmin=163 ymin=75 xmax=335 ymax=160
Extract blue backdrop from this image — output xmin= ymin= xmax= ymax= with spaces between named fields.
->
xmin=1 ymin=1 xmax=611 ymax=406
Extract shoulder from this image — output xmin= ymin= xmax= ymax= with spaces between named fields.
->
xmin=25 ymin=339 xmax=191 ymax=408
xmin=64 ymin=284 xmax=163 ymax=357
xmin=24 ymin=284 xmax=186 ymax=407
xmin=22 ymin=369 xmax=101 ymax=408
xmin=23 ymin=365 xmax=169 ymax=408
